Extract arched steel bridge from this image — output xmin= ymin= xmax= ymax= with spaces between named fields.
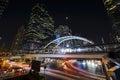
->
xmin=44 ymin=36 xmax=102 ymax=50
xmin=43 ymin=36 xmax=103 ymax=54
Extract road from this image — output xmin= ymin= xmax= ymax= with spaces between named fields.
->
xmin=39 ymin=60 xmax=106 ymax=80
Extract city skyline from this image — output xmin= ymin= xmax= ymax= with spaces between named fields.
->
xmin=0 ymin=0 xmax=112 ymax=47
xmin=0 ymin=1 xmax=119 ymax=80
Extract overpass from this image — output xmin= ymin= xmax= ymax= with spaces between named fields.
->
xmin=22 ymin=53 xmax=107 ymax=59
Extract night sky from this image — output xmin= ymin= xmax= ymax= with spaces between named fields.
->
xmin=0 ymin=0 xmax=112 ymax=46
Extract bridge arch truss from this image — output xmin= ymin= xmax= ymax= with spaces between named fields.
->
xmin=44 ymin=36 xmax=102 ymax=53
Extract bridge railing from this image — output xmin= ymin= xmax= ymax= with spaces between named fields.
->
xmin=21 ymin=49 xmax=108 ymax=54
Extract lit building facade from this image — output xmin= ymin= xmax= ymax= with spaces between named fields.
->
xmin=10 ymin=26 xmax=25 ymax=54
xmin=55 ymin=25 xmax=72 ymax=38
xmin=103 ymin=0 xmax=120 ymax=42
xmin=22 ymin=3 xmax=54 ymax=51
xmin=0 ymin=0 xmax=9 ymax=18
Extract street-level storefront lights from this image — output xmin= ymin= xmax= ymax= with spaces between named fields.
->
xmin=82 ymin=60 xmax=86 ymax=65
xmin=82 ymin=61 xmax=86 ymax=65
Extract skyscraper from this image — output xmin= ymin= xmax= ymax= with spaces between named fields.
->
xmin=0 ymin=0 xmax=9 ymax=18
xmin=55 ymin=25 xmax=72 ymax=38
xmin=103 ymin=0 xmax=120 ymax=42
xmin=10 ymin=26 xmax=25 ymax=54
xmin=22 ymin=3 xmax=54 ymax=51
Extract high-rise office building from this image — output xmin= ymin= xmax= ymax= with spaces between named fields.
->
xmin=55 ymin=25 xmax=72 ymax=38
xmin=0 ymin=0 xmax=9 ymax=18
xmin=103 ymin=0 xmax=120 ymax=42
xmin=22 ymin=3 xmax=54 ymax=51
xmin=10 ymin=26 xmax=25 ymax=54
